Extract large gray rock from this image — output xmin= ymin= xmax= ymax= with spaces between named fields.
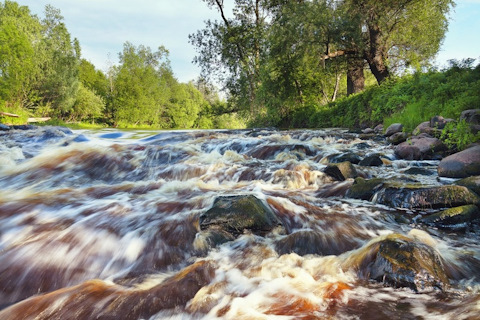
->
xmin=438 ymin=146 xmax=480 ymax=178
xmin=456 ymin=175 xmax=480 ymax=195
xmin=395 ymin=135 xmax=447 ymax=160
xmin=460 ymin=109 xmax=480 ymax=133
xmin=385 ymin=123 xmax=403 ymax=137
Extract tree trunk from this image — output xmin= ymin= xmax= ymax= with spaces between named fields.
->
xmin=347 ymin=58 xmax=365 ymax=95
xmin=365 ymin=23 xmax=390 ymax=84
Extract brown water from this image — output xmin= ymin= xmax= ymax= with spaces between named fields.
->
xmin=0 ymin=127 xmax=479 ymax=319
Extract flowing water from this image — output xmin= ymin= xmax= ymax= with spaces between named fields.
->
xmin=0 ymin=127 xmax=479 ymax=319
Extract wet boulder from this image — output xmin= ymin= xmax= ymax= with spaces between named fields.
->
xmin=323 ymin=161 xmax=358 ymax=181
xmin=358 ymin=154 xmax=383 ymax=167
xmin=322 ymin=152 xmax=361 ymax=164
xmin=348 ymin=234 xmax=449 ymax=292
xmin=0 ymin=123 xmax=10 ymax=131
xmin=345 ymin=177 xmax=385 ymax=201
xmin=199 ymin=195 xmax=282 ymax=239
xmin=419 ymin=205 xmax=480 ymax=230
xmin=384 ymin=123 xmax=403 ymax=137
xmin=374 ymin=184 xmax=480 ymax=209
xmin=438 ymin=146 xmax=480 ymax=178
xmin=456 ymin=175 xmax=480 ymax=195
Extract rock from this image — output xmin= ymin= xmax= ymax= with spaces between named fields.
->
xmin=420 ymin=205 xmax=480 ymax=230
xmin=275 ymin=229 xmax=359 ymax=256
xmin=403 ymin=167 xmax=435 ymax=176
xmin=358 ymin=154 xmax=383 ymax=167
xmin=323 ymin=161 xmax=358 ymax=181
xmin=346 ymin=234 xmax=449 ymax=292
xmin=346 ymin=177 xmax=385 ymax=201
xmin=0 ymin=123 xmax=10 ymax=131
xmin=374 ymin=124 xmax=384 ymax=133
xmin=438 ymin=146 xmax=480 ymax=178
xmin=374 ymin=184 xmax=480 ymax=209
xmin=384 ymin=123 xmax=403 ymax=137
xmin=323 ymin=152 xmax=361 ymax=164
xmin=12 ymin=125 xmax=37 ymax=130
xmin=460 ymin=109 xmax=480 ymax=133
xmin=362 ymin=128 xmax=374 ymax=134
xmin=413 ymin=121 xmax=434 ymax=136
xmin=456 ymin=175 xmax=480 ymax=195
xmin=387 ymin=131 xmax=408 ymax=145
xmin=199 ymin=195 xmax=282 ymax=238
xmin=395 ymin=135 xmax=447 ymax=160
xmin=430 ymin=115 xmax=448 ymax=130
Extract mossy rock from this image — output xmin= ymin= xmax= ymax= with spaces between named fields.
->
xmin=419 ymin=205 xmax=480 ymax=230
xmin=199 ymin=195 xmax=282 ymax=237
xmin=346 ymin=234 xmax=449 ymax=292
xmin=455 ymin=175 xmax=480 ymax=196
xmin=323 ymin=161 xmax=358 ymax=181
xmin=345 ymin=177 xmax=385 ymax=201
xmin=374 ymin=184 xmax=480 ymax=209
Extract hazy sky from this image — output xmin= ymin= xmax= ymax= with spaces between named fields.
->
xmin=15 ymin=0 xmax=480 ymax=83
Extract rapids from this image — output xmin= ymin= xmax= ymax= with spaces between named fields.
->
xmin=0 ymin=127 xmax=479 ymax=319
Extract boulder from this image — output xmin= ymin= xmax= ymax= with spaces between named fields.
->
xmin=420 ymin=205 xmax=480 ymax=230
xmin=323 ymin=152 xmax=361 ymax=164
xmin=384 ymin=123 xmax=403 ymax=137
xmin=438 ymin=146 xmax=480 ymax=178
xmin=395 ymin=135 xmax=447 ymax=160
xmin=387 ymin=131 xmax=408 ymax=145
xmin=345 ymin=177 xmax=385 ymax=201
xmin=199 ymin=195 xmax=282 ymax=238
xmin=460 ymin=109 xmax=480 ymax=133
xmin=323 ymin=161 xmax=358 ymax=181
xmin=0 ymin=124 xmax=10 ymax=131
xmin=374 ymin=184 xmax=480 ymax=209
xmin=403 ymin=167 xmax=435 ymax=176
xmin=413 ymin=121 xmax=435 ymax=136
xmin=456 ymin=175 xmax=480 ymax=195
xmin=362 ymin=128 xmax=374 ymax=134
xmin=358 ymin=154 xmax=383 ymax=167
xmin=346 ymin=234 xmax=449 ymax=292
xmin=430 ymin=115 xmax=449 ymax=130
xmin=374 ymin=124 xmax=384 ymax=133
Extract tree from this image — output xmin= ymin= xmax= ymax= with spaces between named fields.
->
xmin=36 ymin=5 xmax=80 ymax=117
xmin=78 ymin=59 xmax=108 ymax=99
xmin=111 ymin=42 xmax=172 ymax=126
xmin=337 ymin=0 xmax=454 ymax=89
xmin=189 ymin=0 xmax=269 ymax=117
xmin=0 ymin=1 xmax=42 ymax=108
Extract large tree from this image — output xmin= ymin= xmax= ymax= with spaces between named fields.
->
xmin=189 ymin=0 xmax=269 ymax=116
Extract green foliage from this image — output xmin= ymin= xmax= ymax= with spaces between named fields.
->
xmin=70 ymin=83 xmax=105 ymax=122
xmin=302 ymin=59 xmax=480 ymax=131
xmin=441 ymin=120 xmax=480 ymax=151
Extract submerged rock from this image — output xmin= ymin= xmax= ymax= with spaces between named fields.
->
xmin=374 ymin=184 xmax=480 ymax=209
xmin=199 ymin=195 xmax=282 ymax=238
xmin=345 ymin=234 xmax=449 ymax=292
xmin=358 ymin=154 xmax=383 ymax=167
xmin=420 ymin=205 xmax=480 ymax=230
xmin=438 ymin=146 xmax=480 ymax=178
xmin=323 ymin=161 xmax=358 ymax=181
xmin=345 ymin=177 xmax=385 ymax=201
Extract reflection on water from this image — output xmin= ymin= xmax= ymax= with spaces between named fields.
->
xmin=0 ymin=127 xmax=479 ymax=319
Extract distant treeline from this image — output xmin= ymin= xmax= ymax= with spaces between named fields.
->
xmin=0 ymin=1 xmax=242 ymax=129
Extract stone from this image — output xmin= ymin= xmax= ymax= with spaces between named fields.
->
xmin=438 ymin=146 xmax=480 ymax=178
xmin=323 ymin=161 xmax=358 ymax=181
xmin=420 ymin=205 xmax=480 ymax=230
xmin=456 ymin=175 xmax=480 ymax=195
xmin=374 ymin=124 xmax=384 ymax=133
xmin=349 ymin=234 xmax=449 ymax=292
xmin=430 ymin=115 xmax=448 ymax=130
xmin=374 ymin=184 xmax=480 ymax=209
xmin=0 ymin=123 xmax=10 ymax=131
xmin=387 ymin=131 xmax=408 ymax=145
xmin=199 ymin=195 xmax=282 ymax=237
xmin=403 ymin=167 xmax=435 ymax=176
xmin=362 ymin=128 xmax=374 ymax=134
xmin=358 ymin=154 xmax=383 ymax=167
xmin=346 ymin=177 xmax=385 ymax=201
xmin=384 ymin=123 xmax=403 ymax=137
xmin=395 ymin=136 xmax=447 ymax=160
xmin=413 ymin=121 xmax=434 ymax=136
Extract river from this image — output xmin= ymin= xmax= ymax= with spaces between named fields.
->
xmin=0 ymin=127 xmax=479 ymax=319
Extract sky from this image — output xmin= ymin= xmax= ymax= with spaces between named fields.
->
xmin=14 ymin=0 xmax=480 ymax=83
